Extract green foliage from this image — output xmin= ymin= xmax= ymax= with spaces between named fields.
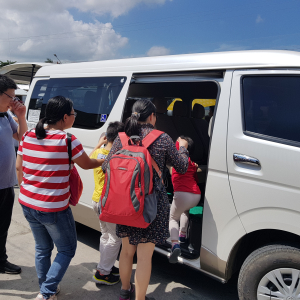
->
xmin=0 ymin=60 xmax=17 ymax=68
xmin=45 ymin=58 xmax=53 ymax=63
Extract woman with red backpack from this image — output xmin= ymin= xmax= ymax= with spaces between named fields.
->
xmin=102 ymin=99 xmax=189 ymax=300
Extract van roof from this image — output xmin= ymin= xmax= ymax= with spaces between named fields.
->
xmin=35 ymin=50 xmax=300 ymax=77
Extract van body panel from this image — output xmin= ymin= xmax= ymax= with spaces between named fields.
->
xmin=200 ymin=246 xmax=227 ymax=279
xmin=227 ymin=70 xmax=300 ymax=235
xmin=201 ymin=71 xmax=246 ymax=269
xmin=35 ymin=51 xmax=300 ymax=78
xmin=71 ymin=202 xmax=100 ymax=231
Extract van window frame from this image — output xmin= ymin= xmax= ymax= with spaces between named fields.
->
xmin=241 ymin=74 xmax=300 ymax=148
xmin=27 ymin=76 xmax=127 ymax=130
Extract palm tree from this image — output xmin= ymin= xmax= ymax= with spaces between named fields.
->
xmin=0 ymin=60 xmax=16 ymax=68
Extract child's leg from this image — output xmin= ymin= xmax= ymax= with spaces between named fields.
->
xmin=169 ymin=192 xmax=187 ymax=243
xmin=98 ymin=221 xmax=121 ymax=275
xmin=179 ymin=211 xmax=189 ymax=236
xmin=179 ymin=193 xmax=201 ymax=235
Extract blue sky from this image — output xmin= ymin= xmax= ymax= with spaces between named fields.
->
xmin=1 ymin=0 xmax=300 ymax=63
xmin=70 ymin=0 xmax=300 ymax=56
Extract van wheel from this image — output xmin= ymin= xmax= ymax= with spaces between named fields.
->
xmin=238 ymin=244 xmax=300 ymax=300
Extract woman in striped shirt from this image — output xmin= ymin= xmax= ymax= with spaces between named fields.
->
xmin=16 ymin=96 xmax=104 ymax=300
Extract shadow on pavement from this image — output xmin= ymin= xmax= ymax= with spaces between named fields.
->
xmin=76 ymin=222 xmax=239 ymax=300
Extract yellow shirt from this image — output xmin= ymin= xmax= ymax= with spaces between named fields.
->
xmin=91 ymin=147 xmax=110 ymax=202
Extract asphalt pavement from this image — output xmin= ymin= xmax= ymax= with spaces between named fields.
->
xmin=0 ymin=187 xmax=239 ymax=300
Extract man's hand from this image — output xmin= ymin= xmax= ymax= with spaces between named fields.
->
xmin=10 ymin=100 xmax=26 ymax=119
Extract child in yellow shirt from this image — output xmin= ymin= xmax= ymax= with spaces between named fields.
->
xmin=89 ymin=121 xmax=124 ymax=285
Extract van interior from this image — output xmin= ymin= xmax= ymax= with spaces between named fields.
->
xmin=122 ymin=76 xmax=220 ymax=259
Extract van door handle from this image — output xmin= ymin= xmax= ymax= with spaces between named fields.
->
xmin=233 ymin=153 xmax=261 ymax=166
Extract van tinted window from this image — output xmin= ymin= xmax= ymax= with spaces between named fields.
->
xmin=243 ymin=76 xmax=300 ymax=143
xmin=28 ymin=77 xmax=126 ymax=129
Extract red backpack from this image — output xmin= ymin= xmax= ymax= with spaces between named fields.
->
xmin=100 ymin=130 xmax=163 ymax=228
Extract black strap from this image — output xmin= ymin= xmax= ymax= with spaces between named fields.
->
xmin=0 ymin=112 xmax=8 ymax=118
xmin=66 ymin=133 xmax=72 ymax=172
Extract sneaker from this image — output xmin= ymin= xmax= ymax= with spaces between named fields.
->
xmin=120 ymin=283 xmax=135 ymax=300
xmin=35 ymin=285 xmax=60 ymax=300
xmin=169 ymin=244 xmax=181 ymax=264
xmin=111 ymin=266 xmax=120 ymax=276
xmin=35 ymin=294 xmax=57 ymax=300
xmin=93 ymin=270 xmax=120 ymax=285
xmin=0 ymin=261 xmax=21 ymax=274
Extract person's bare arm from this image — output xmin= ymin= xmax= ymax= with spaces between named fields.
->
xmin=73 ymin=151 xmax=104 ymax=170
xmin=12 ymin=101 xmax=28 ymax=141
xmin=89 ymin=134 xmax=107 ymax=158
xmin=16 ymin=154 xmax=23 ymax=186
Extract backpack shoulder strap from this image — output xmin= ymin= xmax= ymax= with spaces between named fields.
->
xmin=142 ymin=130 xmax=164 ymax=149
xmin=143 ymin=130 xmax=164 ymax=183
xmin=151 ymin=158 xmax=162 ymax=180
xmin=66 ymin=133 xmax=72 ymax=171
xmin=119 ymin=132 xmax=129 ymax=147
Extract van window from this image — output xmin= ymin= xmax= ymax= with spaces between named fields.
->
xmin=28 ymin=77 xmax=127 ymax=129
xmin=243 ymin=76 xmax=300 ymax=144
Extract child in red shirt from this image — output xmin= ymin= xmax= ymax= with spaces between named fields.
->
xmin=169 ymin=136 xmax=201 ymax=263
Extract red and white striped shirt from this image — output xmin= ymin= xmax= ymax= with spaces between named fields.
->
xmin=18 ymin=130 xmax=84 ymax=212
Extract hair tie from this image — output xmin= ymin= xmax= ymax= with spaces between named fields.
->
xmin=131 ymin=112 xmax=140 ymax=119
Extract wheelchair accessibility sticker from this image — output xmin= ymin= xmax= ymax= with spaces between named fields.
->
xmin=100 ymin=114 xmax=107 ymax=122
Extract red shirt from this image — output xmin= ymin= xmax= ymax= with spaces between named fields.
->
xmin=18 ymin=130 xmax=84 ymax=212
xmin=171 ymin=142 xmax=201 ymax=194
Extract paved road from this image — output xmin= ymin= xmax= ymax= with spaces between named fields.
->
xmin=0 ymin=188 xmax=239 ymax=300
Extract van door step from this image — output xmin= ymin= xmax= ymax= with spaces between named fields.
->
xmin=157 ymin=242 xmax=200 ymax=260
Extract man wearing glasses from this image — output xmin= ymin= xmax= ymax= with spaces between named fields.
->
xmin=0 ymin=75 xmax=27 ymax=274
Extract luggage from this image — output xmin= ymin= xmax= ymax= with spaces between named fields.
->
xmin=100 ymin=130 xmax=163 ymax=228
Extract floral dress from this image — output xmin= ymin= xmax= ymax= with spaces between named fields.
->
xmin=102 ymin=123 xmax=189 ymax=245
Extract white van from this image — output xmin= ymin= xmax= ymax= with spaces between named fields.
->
xmin=24 ymin=50 xmax=300 ymax=300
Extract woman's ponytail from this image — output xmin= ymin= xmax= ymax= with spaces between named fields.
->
xmin=124 ymin=112 xmax=140 ymax=137
xmin=35 ymin=117 xmax=48 ymax=140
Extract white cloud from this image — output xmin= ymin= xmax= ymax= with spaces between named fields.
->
xmin=0 ymin=0 xmax=172 ymax=63
xmin=147 ymin=46 xmax=170 ymax=56
xmin=256 ymin=15 xmax=264 ymax=24
xmin=68 ymin=0 xmax=173 ymax=18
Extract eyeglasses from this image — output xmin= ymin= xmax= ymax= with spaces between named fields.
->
xmin=0 ymin=91 xmax=22 ymax=103
xmin=69 ymin=112 xmax=77 ymax=117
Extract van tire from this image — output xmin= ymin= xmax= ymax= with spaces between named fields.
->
xmin=238 ymin=244 xmax=300 ymax=300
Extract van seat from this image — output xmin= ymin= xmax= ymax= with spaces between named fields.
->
xmin=191 ymin=104 xmax=210 ymax=164
xmin=152 ymin=97 xmax=178 ymax=142
xmin=173 ymin=101 xmax=188 ymax=117
xmin=172 ymin=101 xmax=204 ymax=164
